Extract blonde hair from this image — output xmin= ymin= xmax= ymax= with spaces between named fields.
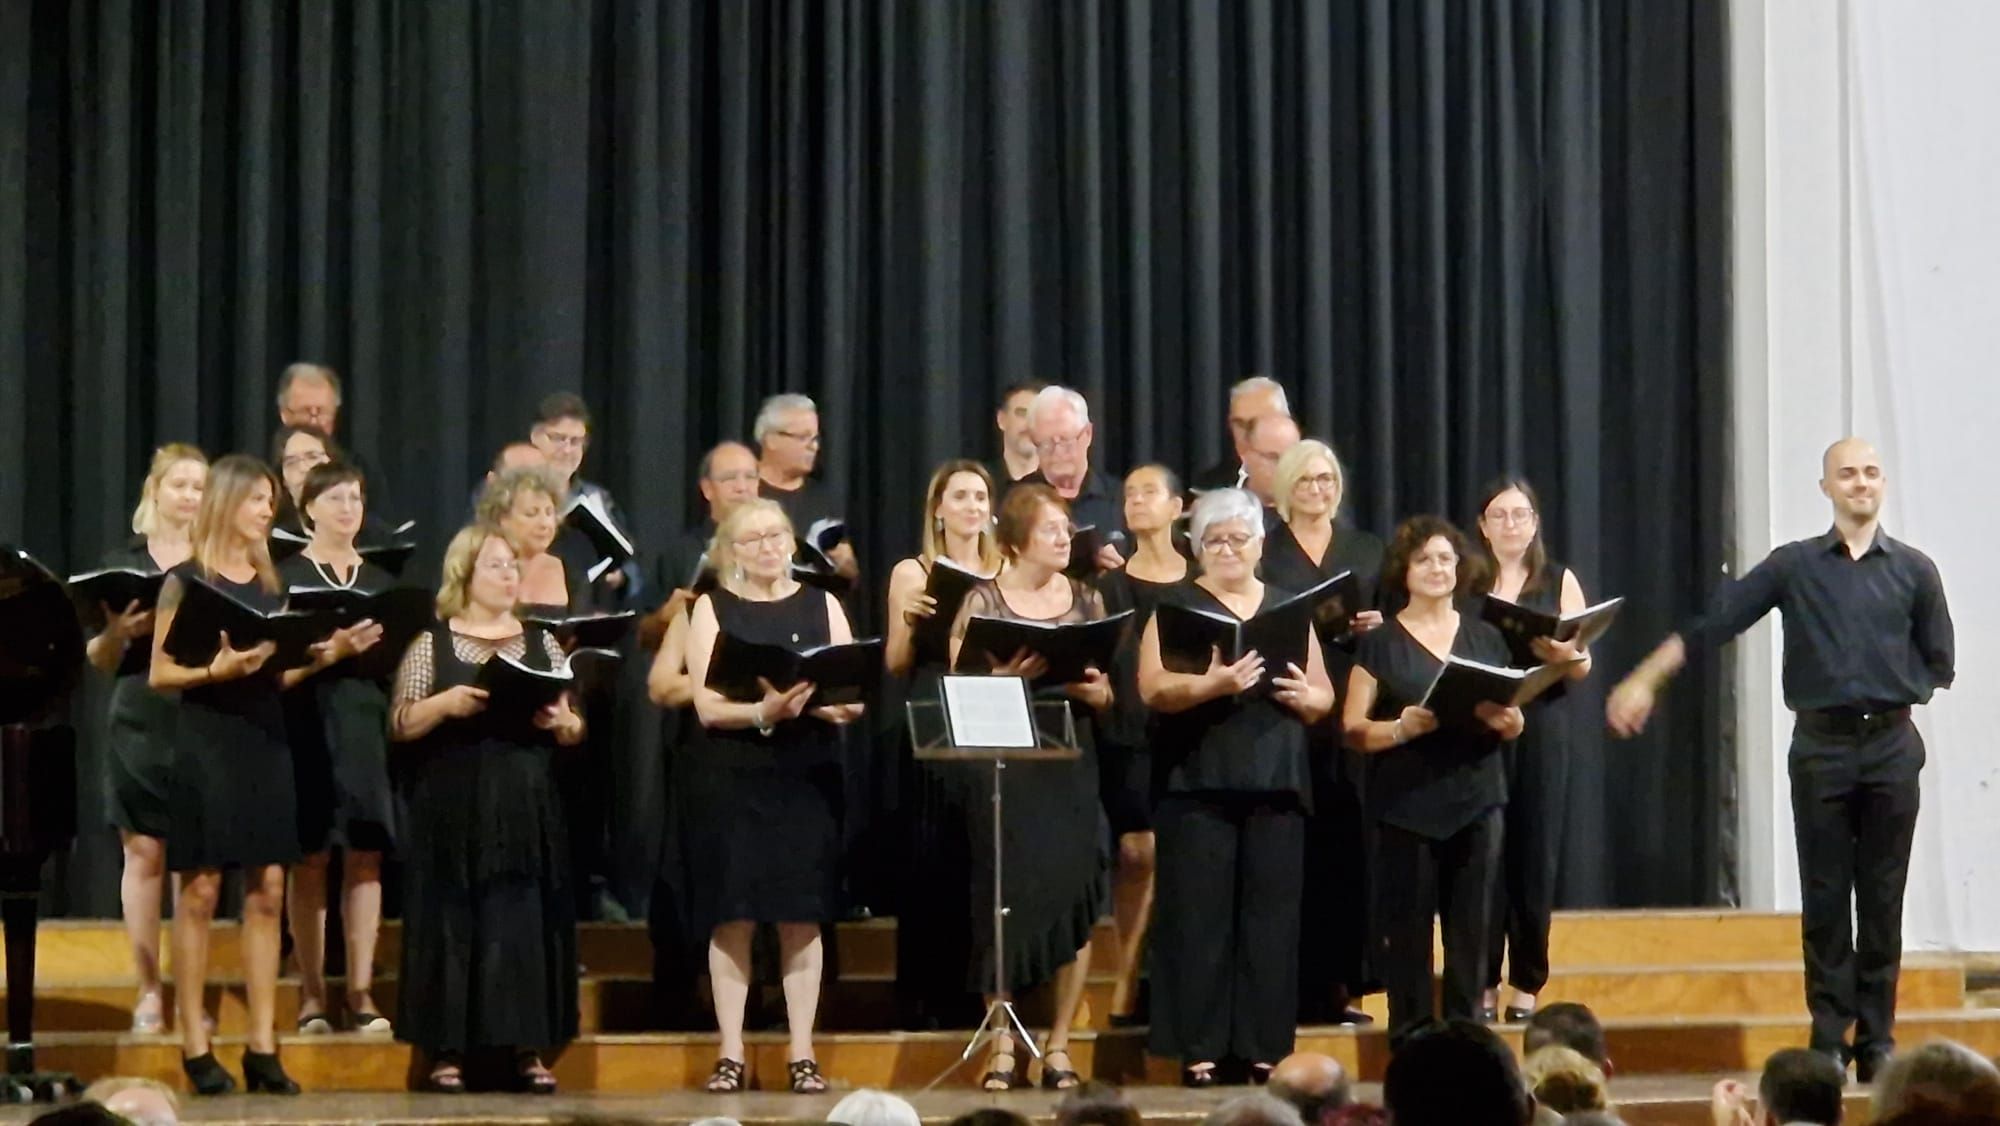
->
xmin=130 ymin=443 xmax=208 ymax=536
xmin=708 ymin=499 xmax=793 ymax=594
xmin=81 ymin=1074 xmax=177 ymax=1107
xmin=919 ymin=460 xmax=1003 ymax=572
xmin=1522 ymin=1046 xmax=1610 ymax=1115
xmin=436 ymin=524 xmax=512 ymax=619
xmin=1274 ymin=438 xmax=1345 ymax=523
xmin=190 ymin=454 xmax=280 ymax=593
xmin=475 ymin=464 xmax=564 ymax=542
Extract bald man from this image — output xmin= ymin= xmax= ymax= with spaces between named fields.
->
xmin=1266 ymin=1052 xmax=1351 ymax=1126
xmin=1609 ymin=438 xmax=1954 ymax=1081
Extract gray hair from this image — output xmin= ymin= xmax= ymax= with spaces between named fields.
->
xmin=1029 ymin=384 xmax=1091 ymax=429
xmin=1872 ymin=1040 xmax=2000 ymax=1120
xmin=826 ymin=1088 xmax=922 ymax=1126
xmin=753 ymin=393 xmax=818 ymax=443
xmin=1201 ymin=1093 xmax=1306 ymax=1126
xmin=1189 ymin=487 xmax=1266 ymax=547
xmin=1231 ymin=375 xmax=1290 ymax=418
xmin=275 ymin=362 xmax=342 ymax=409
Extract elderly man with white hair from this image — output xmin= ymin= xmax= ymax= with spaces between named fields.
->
xmin=754 ymin=393 xmax=859 ymax=583
xmin=1013 ymin=385 xmax=1126 ymax=572
xmin=1191 ymin=376 xmax=1292 ymax=493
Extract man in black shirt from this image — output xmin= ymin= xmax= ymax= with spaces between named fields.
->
xmin=1012 ymin=385 xmax=1126 ymax=571
xmin=988 ymin=379 xmax=1046 ymax=487
xmin=1608 ymin=438 xmax=1955 ymax=1079
xmin=641 ymin=440 xmax=760 ymax=647
xmin=1190 ymin=375 xmax=1291 ymax=493
xmin=753 ymin=393 xmax=858 ymax=582
xmin=276 ymin=362 xmax=401 ymax=526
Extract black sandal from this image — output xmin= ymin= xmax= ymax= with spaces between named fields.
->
xmin=1249 ymin=1062 xmax=1275 ymax=1086
xmin=705 ymin=1057 xmax=746 ymax=1093
xmin=515 ymin=1052 xmax=557 ymax=1095
xmin=1182 ymin=1061 xmax=1218 ymax=1089
xmin=1039 ymin=1049 xmax=1083 ymax=1090
xmin=982 ymin=1048 xmax=1020 ymax=1091
xmin=788 ymin=1057 xmax=828 ymax=1093
xmin=422 ymin=1054 xmax=466 ymax=1094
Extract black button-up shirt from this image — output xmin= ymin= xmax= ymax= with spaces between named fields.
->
xmin=1012 ymin=465 xmax=1124 ymax=549
xmin=1680 ymin=528 xmax=1954 ymax=713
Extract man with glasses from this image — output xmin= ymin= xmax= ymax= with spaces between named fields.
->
xmin=1242 ymin=414 xmax=1302 ymax=528
xmin=645 ymin=441 xmax=762 ymax=641
xmin=530 ymin=392 xmax=642 ymax=604
xmin=754 ymin=393 xmax=859 ymax=583
xmin=1014 ymin=385 xmax=1126 ymax=572
xmin=276 ymin=361 xmax=400 ymax=524
xmin=1191 ymin=376 xmax=1292 ymax=493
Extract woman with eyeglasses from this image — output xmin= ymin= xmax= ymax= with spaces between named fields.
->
xmin=1091 ymin=463 xmax=1189 ymax=1025
xmin=947 ymin=484 xmax=1114 ymax=1091
xmin=1260 ymin=440 xmax=1386 ymax=1026
xmin=276 ymin=462 xmax=395 ymax=1037
xmin=390 ymin=525 xmax=585 ymax=1094
xmin=477 ymin=466 xmax=579 ymax=613
xmin=1342 ymin=516 xmax=1523 ymax=1047
xmin=680 ymin=498 xmax=864 ymax=1095
xmin=1137 ymin=488 xmax=1335 ymax=1087
xmin=270 ymin=425 xmax=339 ymax=544
xmin=885 ymin=461 xmax=1004 ymax=1028
xmin=1468 ymin=478 xmax=1593 ymax=1025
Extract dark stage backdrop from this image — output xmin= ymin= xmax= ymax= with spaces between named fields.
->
xmin=2 ymin=0 xmax=1732 ymax=917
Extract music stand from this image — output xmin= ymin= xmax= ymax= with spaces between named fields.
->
xmin=908 ymin=678 xmax=1079 ymax=1085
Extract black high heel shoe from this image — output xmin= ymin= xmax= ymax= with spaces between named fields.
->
xmin=241 ymin=1050 xmax=301 ymax=1094
xmin=181 ymin=1052 xmax=236 ymax=1096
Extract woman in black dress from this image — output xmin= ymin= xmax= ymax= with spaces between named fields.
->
xmin=1138 ymin=488 xmax=1335 ymax=1086
xmin=682 ymin=498 xmax=864 ymax=1095
xmin=278 ymin=462 xmax=395 ymax=1035
xmin=948 ymin=484 xmax=1114 ymax=1092
xmin=477 ymin=466 xmax=579 ymax=612
xmin=884 ymin=460 xmax=1002 ymax=1028
xmin=270 ymin=425 xmax=337 ymax=545
xmin=1262 ymin=439 xmax=1386 ymax=1026
xmin=1092 ymin=463 xmax=1188 ymax=1024
xmin=1469 ymin=478 xmax=1593 ymax=1024
xmin=1341 ymin=517 xmax=1525 ymax=1047
xmin=84 ymin=443 xmax=205 ymax=1034
xmin=390 ymin=525 xmax=584 ymax=1094
xmin=149 ymin=455 xmax=374 ymax=1094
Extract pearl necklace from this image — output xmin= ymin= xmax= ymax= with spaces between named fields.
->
xmin=309 ymin=553 xmax=361 ymax=590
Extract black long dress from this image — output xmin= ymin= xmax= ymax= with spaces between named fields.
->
xmin=1480 ymin=561 xmax=1578 ymax=997
xmin=1260 ymin=520 xmax=1388 ymax=1014
xmin=947 ymin=579 xmax=1109 ymax=995
xmin=98 ymin=538 xmax=176 ymax=838
xmin=1093 ymin=564 xmax=1185 ymax=835
xmin=163 ymin=563 xmax=301 ymax=873
xmin=393 ymin=621 xmax=578 ymax=1054
xmin=672 ymin=586 xmax=843 ymax=941
xmin=279 ymin=554 xmax=399 ymax=854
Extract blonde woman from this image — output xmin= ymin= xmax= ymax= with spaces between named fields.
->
xmin=83 ymin=443 xmax=205 ymax=1034
xmin=475 ymin=466 xmax=576 ymax=612
xmin=390 ymin=525 xmax=584 ymax=1093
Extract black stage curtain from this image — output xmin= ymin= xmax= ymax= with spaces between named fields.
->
xmin=1 ymin=0 xmax=1731 ymax=917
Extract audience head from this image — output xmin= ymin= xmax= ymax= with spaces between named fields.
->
xmin=191 ymin=454 xmax=280 ymax=591
xmin=1228 ymin=376 xmax=1291 ymax=458
xmin=529 ymin=391 xmax=591 ymax=489
xmin=1202 ymin=1093 xmax=1308 ymax=1126
xmin=1027 ymin=385 xmax=1094 ymax=489
xmin=1556 ymin=1114 xmax=1627 ymax=1126
xmin=709 ymin=498 xmax=796 ymax=591
xmin=1381 ymin=515 xmax=1473 ymax=608
xmin=921 ymin=460 xmax=1002 ymax=570
xmin=825 ymin=1088 xmax=921 ymax=1126
xmin=1189 ymin=487 xmax=1266 ymax=585
xmin=697 ymin=441 xmax=762 ymax=523
xmin=754 ymin=393 xmax=821 ymax=478
xmin=947 ymin=1111 xmax=1034 ymax=1126
xmin=1521 ymin=1045 xmax=1609 ymax=1115
xmin=1325 ymin=1106 xmax=1388 ymax=1126
xmin=1267 ymin=1051 xmax=1351 ymax=1126
xmin=82 ymin=1076 xmax=177 ymax=1126
xmin=1123 ymin=463 xmax=1185 ymax=537
xmin=131 ymin=443 xmax=207 ymax=537
xmin=27 ymin=1106 xmax=135 ymax=1126
xmin=275 ymin=362 xmax=342 ymax=434
xmin=1872 ymin=1040 xmax=2000 ymax=1123
xmin=1524 ymin=1003 xmax=1610 ymax=1072
xmin=1473 ymin=476 xmax=1550 ymax=595
xmin=297 ymin=462 xmax=367 ymax=540
xmin=1383 ymin=1019 xmax=1535 ymax=1126
xmin=1056 ymin=1079 xmax=1142 ymax=1126
xmin=995 ymin=483 xmax=1073 ymax=574
xmin=1752 ymin=1047 xmax=1846 ymax=1126
xmin=997 ymin=380 xmax=1048 ymax=469
xmin=1274 ymin=439 xmax=1344 ymax=525
xmin=271 ymin=424 xmax=339 ymax=508
xmin=437 ymin=524 xmax=519 ymax=619
xmin=1242 ymin=413 xmax=1302 ymax=504
xmin=477 ymin=465 xmax=563 ymax=561
xmin=1819 ymin=436 xmax=1885 ymax=525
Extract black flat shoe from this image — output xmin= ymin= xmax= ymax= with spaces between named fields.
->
xmin=1857 ymin=1046 xmax=1892 ymax=1085
xmin=181 ymin=1052 xmax=236 ymax=1096
xmin=1503 ymin=1005 xmax=1536 ymax=1023
xmin=1249 ymin=1062 xmax=1275 ymax=1086
xmin=1336 ymin=1007 xmax=1375 ymax=1027
xmin=241 ymin=1049 xmax=301 ymax=1095
xmin=1478 ymin=1005 xmax=1499 ymax=1023
xmin=1182 ymin=1062 xmax=1218 ymax=1089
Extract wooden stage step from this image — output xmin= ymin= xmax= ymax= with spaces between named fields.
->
xmin=22 ymin=1009 xmax=2000 ymax=1094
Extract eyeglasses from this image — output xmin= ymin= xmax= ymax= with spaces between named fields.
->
xmin=732 ymin=530 xmax=791 ymax=551
xmin=1294 ymin=473 xmax=1340 ymax=492
xmin=477 ymin=559 xmax=522 ymax=576
xmin=1201 ymin=533 xmax=1259 ymax=555
xmin=1033 ymin=522 xmax=1078 ymax=542
xmin=773 ymin=429 xmax=821 ymax=447
xmin=1035 ymin=431 xmax=1087 ymax=454
xmin=537 ymin=431 xmax=589 ymax=450
xmin=1484 ymin=507 xmax=1536 ymax=527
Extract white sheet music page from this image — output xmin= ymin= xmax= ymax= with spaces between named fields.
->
xmin=941 ymin=675 xmax=1036 ymax=749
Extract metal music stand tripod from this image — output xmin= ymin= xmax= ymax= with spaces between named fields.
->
xmin=907 ymin=679 xmax=1079 ymax=1085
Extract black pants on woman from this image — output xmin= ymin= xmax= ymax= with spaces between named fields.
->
xmin=1374 ymin=808 xmax=1501 ymax=1047
xmin=1150 ymin=793 xmax=1304 ymax=1065
xmin=1485 ymin=714 xmax=1569 ymax=995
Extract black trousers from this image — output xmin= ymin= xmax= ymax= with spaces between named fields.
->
xmin=1150 ymin=793 xmax=1305 ymax=1064
xmin=1486 ymin=699 xmax=1571 ymax=994
xmin=1789 ymin=717 xmax=1923 ymax=1057
xmin=1298 ymin=741 xmax=1376 ymax=1014
xmin=1374 ymin=808 xmax=1502 ymax=1047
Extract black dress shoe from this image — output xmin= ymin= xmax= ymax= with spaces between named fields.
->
xmin=181 ymin=1052 xmax=236 ymax=1096
xmin=1336 ymin=1007 xmax=1375 ymax=1027
xmin=241 ymin=1050 xmax=301 ymax=1095
xmin=1857 ymin=1046 xmax=1893 ymax=1084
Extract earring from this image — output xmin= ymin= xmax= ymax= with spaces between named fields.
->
xmin=732 ymin=564 xmax=745 ymax=583
xmin=934 ymin=517 xmax=946 ymax=533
